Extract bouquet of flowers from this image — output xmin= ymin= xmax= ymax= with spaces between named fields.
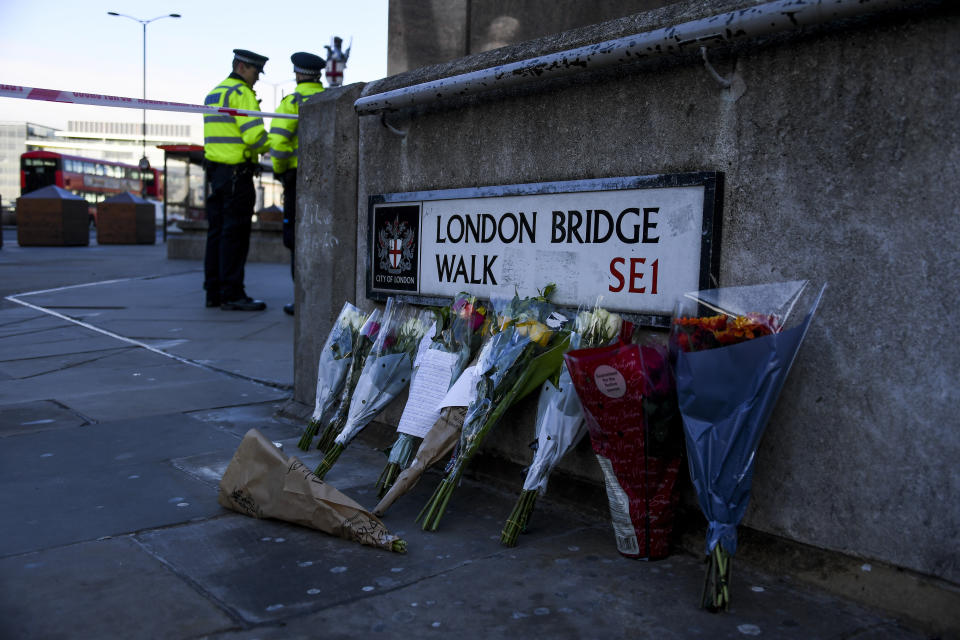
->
xmin=314 ymin=298 xmax=434 ymax=478
xmin=670 ymin=280 xmax=825 ymax=611
xmin=220 ymin=429 xmax=406 ymax=553
xmin=417 ymin=284 xmax=569 ymax=531
xmin=375 ymin=293 xmax=488 ymax=497
xmin=297 ymin=302 xmax=368 ymax=451
xmin=500 ymin=303 xmax=626 ymax=547
xmin=313 ymin=309 xmax=382 ymax=454
xmin=371 ymin=405 xmax=467 ymax=517
xmin=564 ymin=340 xmax=684 ymax=560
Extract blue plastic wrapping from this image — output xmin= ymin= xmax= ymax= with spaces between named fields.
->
xmin=672 ymin=282 xmax=825 ymax=556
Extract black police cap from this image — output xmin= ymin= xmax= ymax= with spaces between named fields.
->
xmin=233 ymin=49 xmax=268 ymax=72
xmin=291 ymin=52 xmax=326 ymax=75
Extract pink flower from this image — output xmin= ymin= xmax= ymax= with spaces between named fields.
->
xmin=640 ymin=344 xmax=672 ymax=398
xmin=453 ymin=297 xmax=486 ymax=331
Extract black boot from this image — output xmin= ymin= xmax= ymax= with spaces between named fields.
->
xmin=221 ymin=296 xmax=266 ymax=311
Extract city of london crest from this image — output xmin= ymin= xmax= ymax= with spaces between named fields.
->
xmin=377 ymin=216 xmax=416 ymax=274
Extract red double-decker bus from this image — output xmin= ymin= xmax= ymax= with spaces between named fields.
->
xmin=20 ymin=150 xmax=162 ymax=209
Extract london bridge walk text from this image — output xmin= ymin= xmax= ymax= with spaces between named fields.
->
xmin=432 ymin=208 xmax=663 ymax=292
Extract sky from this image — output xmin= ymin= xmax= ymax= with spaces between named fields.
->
xmin=0 ymin=0 xmax=389 ymax=132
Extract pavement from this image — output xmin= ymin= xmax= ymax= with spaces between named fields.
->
xmin=0 ymin=228 xmax=938 ymax=640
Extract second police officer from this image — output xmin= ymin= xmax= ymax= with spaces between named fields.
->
xmin=269 ymin=52 xmax=326 ymax=316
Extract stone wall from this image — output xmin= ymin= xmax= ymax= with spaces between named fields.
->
xmin=296 ymin=0 xmax=960 ymax=625
xmin=388 ymin=0 xmax=675 ymax=75
xmin=166 ymin=220 xmax=287 ymax=263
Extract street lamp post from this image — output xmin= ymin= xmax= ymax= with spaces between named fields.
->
xmin=263 ymin=79 xmax=295 ymax=112
xmin=107 ymin=11 xmax=180 ymax=171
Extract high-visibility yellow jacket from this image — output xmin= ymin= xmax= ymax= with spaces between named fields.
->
xmin=203 ymin=74 xmax=270 ymax=165
xmin=269 ymin=81 xmax=324 ymax=174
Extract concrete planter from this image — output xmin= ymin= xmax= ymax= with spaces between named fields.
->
xmin=96 ymin=192 xmax=156 ymax=245
xmin=16 ymin=185 xmax=89 ymax=247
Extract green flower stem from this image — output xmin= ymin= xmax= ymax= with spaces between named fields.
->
xmin=500 ymin=489 xmax=538 ymax=547
xmin=416 ymin=479 xmax=444 ymax=529
xmin=417 ymin=473 xmax=460 ymax=531
xmin=375 ymin=434 xmax=421 ymax=497
xmin=297 ymin=418 xmax=321 ymax=451
xmin=315 ymin=409 xmax=348 ymax=454
xmin=375 ymin=462 xmax=400 ymax=498
xmin=315 ymin=423 xmax=336 ymax=454
xmin=314 ymin=442 xmax=345 ymax=479
xmin=700 ymin=544 xmax=731 ymax=612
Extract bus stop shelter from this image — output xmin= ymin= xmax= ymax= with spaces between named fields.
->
xmin=156 ymin=144 xmax=204 ymax=242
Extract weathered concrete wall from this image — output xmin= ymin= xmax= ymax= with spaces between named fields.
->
xmin=350 ymin=0 xmax=960 ymax=591
xmin=388 ymin=0 xmax=469 ymax=76
xmin=293 ymin=84 xmax=365 ymax=405
xmin=468 ymin=0 xmax=674 ymax=54
xmin=388 ymin=0 xmax=675 ymax=75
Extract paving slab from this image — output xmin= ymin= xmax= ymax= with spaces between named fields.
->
xmin=186 ymin=402 xmax=304 ymax=443
xmin=57 ymin=374 xmax=286 ymax=423
xmin=0 ymin=412 xmax=243 ymax=556
xmin=0 ymin=535 xmax=237 ymax=640
xmin=0 ymin=323 xmax=129 ymax=361
xmin=133 ymin=470 xmax=596 ymax=628
xmin=5 ymin=270 xmax=295 ymax=389
xmin=0 ymin=231 xmax=193 ymax=299
xmin=203 ymin=534 xmax=922 ymax=640
xmin=0 ymin=346 xmax=287 ymax=421
xmin=79 ymin=317 xmax=279 ymax=341
xmin=0 ymin=399 xmax=88 ymax=436
xmin=168 ymin=326 xmax=293 ymax=386
xmin=137 ymin=450 xmax=923 ymax=640
xmin=0 ymin=309 xmax=69 ymax=335
xmin=0 ymin=344 xmax=131 ymax=380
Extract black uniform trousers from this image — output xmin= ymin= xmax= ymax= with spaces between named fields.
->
xmin=204 ymin=162 xmax=257 ymax=302
xmin=282 ymin=168 xmax=297 ymax=280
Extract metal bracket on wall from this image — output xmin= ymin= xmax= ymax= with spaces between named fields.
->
xmin=700 ymin=46 xmax=732 ymax=89
xmin=381 ymin=113 xmax=408 ymax=138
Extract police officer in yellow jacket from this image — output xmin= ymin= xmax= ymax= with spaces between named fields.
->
xmin=202 ymin=49 xmax=270 ymax=311
xmin=269 ymin=52 xmax=325 ymax=316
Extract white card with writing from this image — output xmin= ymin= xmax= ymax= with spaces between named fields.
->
xmin=437 ymin=364 xmax=479 ymax=409
xmin=396 ymin=348 xmax=459 ymax=438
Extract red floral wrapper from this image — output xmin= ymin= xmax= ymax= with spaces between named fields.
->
xmin=564 ymin=342 xmax=682 ymax=560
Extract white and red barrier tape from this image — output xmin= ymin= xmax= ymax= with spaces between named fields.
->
xmin=0 ymin=83 xmax=297 ymax=119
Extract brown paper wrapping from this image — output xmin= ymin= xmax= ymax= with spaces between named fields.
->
xmin=373 ymin=406 xmax=467 ymax=516
xmin=218 ymin=429 xmax=404 ymax=552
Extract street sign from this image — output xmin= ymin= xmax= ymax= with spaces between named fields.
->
xmin=367 ymin=173 xmax=722 ymax=327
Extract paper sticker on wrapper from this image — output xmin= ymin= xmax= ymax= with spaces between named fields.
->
xmin=593 ymin=365 xmax=627 ymax=399
xmin=397 ymin=349 xmax=459 ymax=438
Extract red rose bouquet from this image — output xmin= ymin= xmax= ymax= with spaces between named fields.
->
xmin=564 ymin=341 xmax=684 ymax=560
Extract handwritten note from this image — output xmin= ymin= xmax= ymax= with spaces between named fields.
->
xmin=396 ymin=349 xmax=459 ymax=438
xmin=438 ymin=364 xmax=479 ymax=409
